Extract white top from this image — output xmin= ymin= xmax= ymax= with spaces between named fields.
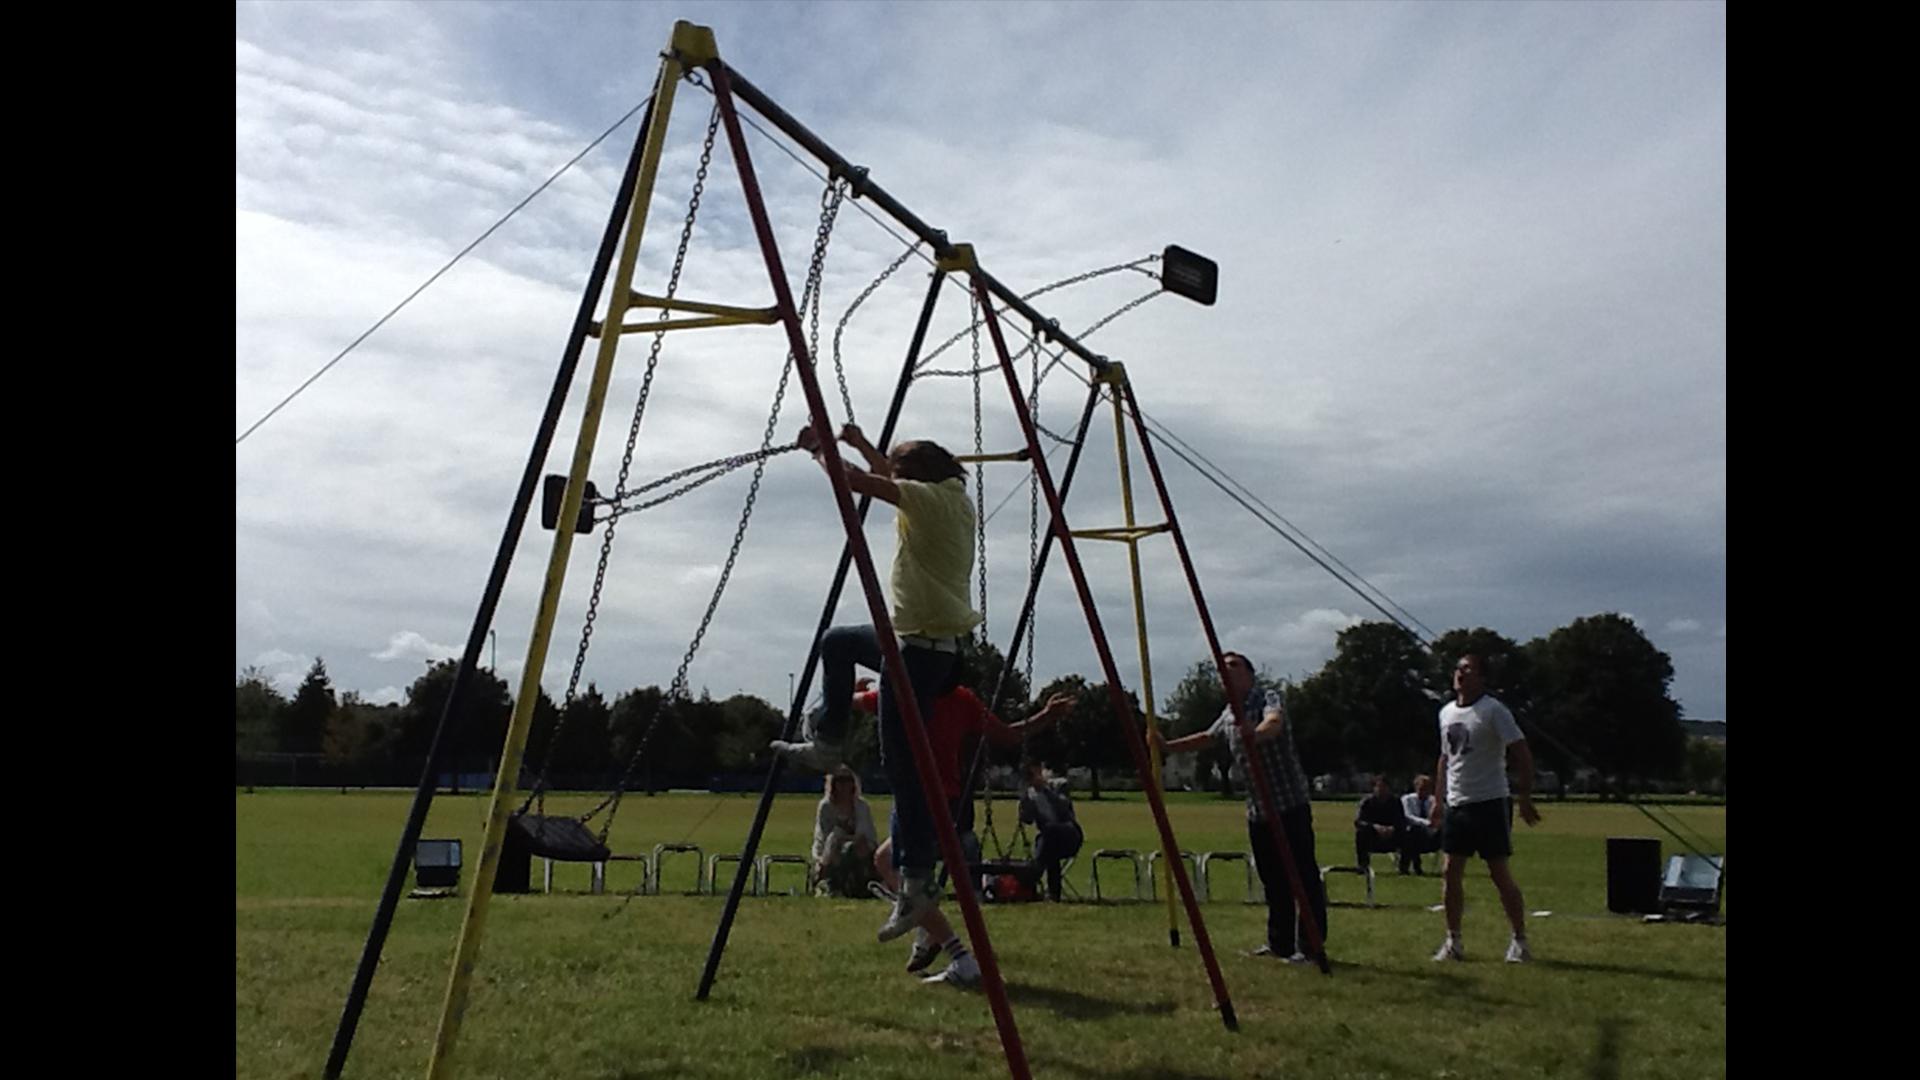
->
xmin=811 ymin=797 xmax=878 ymax=864
xmin=1437 ymin=694 xmax=1525 ymax=806
xmin=1401 ymin=790 xmax=1435 ymax=826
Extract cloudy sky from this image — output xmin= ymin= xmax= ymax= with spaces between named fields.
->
xmin=235 ymin=1 xmax=1725 ymax=726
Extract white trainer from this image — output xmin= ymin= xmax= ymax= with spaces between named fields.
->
xmin=877 ymin=874 xmax=938 ymax=942
xmin=922 ymin=953 xmax=981 ymax=990
xmin=1433 ymin=937 xmax=1465 ymax=962
xmin=769 ymin=738 xmax=843 ymax=773
xmin=1505 ymin=936 xmax=1532 ymax=963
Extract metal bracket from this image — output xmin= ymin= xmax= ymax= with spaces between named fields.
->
xmin=670 ymin=20 xmax=719 ymax=67
xmin=935 ymin=243 xmax=978 ymax=274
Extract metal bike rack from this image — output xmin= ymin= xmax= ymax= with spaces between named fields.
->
xmin=1197 ymin=851 xmax=1262 ymax=904
xmin=1089 ymin=848 xmax=1146 ymax=901
xmin=1146 ymin=850 xmax=1201 ymax=902
xmin=647 ymin=844 xmax=703 ymax=895
xmin=757 ymin=853 xmax=811 ymax=896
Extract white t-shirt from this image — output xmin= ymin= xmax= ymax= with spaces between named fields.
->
xmin=1438 ymin=694 xmax=1525 ymax=806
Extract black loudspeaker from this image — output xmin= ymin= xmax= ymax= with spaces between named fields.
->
xmin=1606 ymin=836 xmax=1662 ymax=914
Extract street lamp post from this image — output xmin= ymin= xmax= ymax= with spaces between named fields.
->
xmin=788 ymin=672 xmax=795 ymax=710
xmin=489 ymin=630 xmax=497 ymax=673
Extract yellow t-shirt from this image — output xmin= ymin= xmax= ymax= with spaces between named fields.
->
xmin=890 ymin=478 xmax=982 ymax=638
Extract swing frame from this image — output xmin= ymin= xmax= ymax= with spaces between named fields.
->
xmin=327 ymin=21 xmax=1324 ymax=1080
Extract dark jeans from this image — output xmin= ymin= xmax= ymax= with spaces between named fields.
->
xmin=1399 ymin=824 xmax=1441 ymax=872
xmin=1354 ymin=823 xmax=1402 ymax=870
xmin=1249 ymin=806 xmax=1327 ymax=956
xmin=1030 ymin=823 xmax=1083 ymax=900
xmin=813 ymin=624 xmax=955 ymax=875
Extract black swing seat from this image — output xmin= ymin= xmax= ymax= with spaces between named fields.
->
xmin=510 ymin=813 xmax=613 ymax=863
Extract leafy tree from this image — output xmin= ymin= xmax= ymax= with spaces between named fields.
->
xmin=393 ymin=659 xmax=514 ymax=774
xmin=546 ymin=683 xmax=614 ymax=781
xmin=1684 ymin=737 xmax=1726 ymax=794
xmin=607 ymin=685 xmax=668 ymax=791
xmin=1163 ymin=659 xmax=1236 ymax=796
xmin=280 ymin=658 xmax=337 ymax=755
xmin=235 ymin=667 xmax=285 ymax=753
xmin=1032 ymin=675 xmax=1139 ymax=799
xmin=1287 ymin=621 xmax=1433 ymax=778
xmin=323 ymin=692 xmax=393 ymax=778
xmin=715 ymin=693 xmax=784 ymax=772
xmin=1525 ymin=614 xmax=1686 ymax=791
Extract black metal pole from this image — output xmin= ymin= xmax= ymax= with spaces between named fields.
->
xmin=695 ymin=267 xmax=948 ymax=1000
xmin=321 ymin=98 xmax=655 ymax=1080
xmin=718 ymin=61 xmax=1112 ymax=379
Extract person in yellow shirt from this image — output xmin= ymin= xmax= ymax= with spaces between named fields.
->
xmin=772 ymin=421 xmax=981 ymax=941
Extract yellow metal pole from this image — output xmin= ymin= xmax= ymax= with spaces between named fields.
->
xmin=1106 ymin=367 xmax=1180 ymax=945
xmin=424 ymin=23 xmax=700 ymax=1079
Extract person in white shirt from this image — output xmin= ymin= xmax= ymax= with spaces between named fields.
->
xmin=1429 ymin=653 xmax=1542 ymax=964
xmin=812 ymin=766 xmax=879 ymax=897
xmin=1399 ymin=775 xmax=1441 ymax=875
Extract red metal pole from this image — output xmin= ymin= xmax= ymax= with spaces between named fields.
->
xmin=1117 ymin=380 xmax=1331 ymax=974
xmin=707 ymin=63 xmax=1033 ymax=1080
xmin=972 ymin=274 xmax=1240 ymax=1032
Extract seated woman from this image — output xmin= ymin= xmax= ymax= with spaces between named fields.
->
xmin=1018 ymin=760 xmax=1084 ymax=901
xmin=812 ymin=766 xmax=879 ymax=897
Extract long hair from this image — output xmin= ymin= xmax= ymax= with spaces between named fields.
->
xmin=889 ymin=440 xmax=966 ymax=484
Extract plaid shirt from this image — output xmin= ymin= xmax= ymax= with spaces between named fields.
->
xmin=1207 ymin=686 xmax=1311 ymax=820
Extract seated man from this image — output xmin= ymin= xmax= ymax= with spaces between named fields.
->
xmin=1399 ymin=773 xmax=1442 ymax=875
xmin=1017 ymin=760 xmax=1083 ymax=901
xmin=1353 ymin=774 xmax=1405 ymax=872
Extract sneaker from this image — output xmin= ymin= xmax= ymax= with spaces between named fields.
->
xmin=1432 ymin=937 xmax=1465 ymax=962
xmin=922 ymin=954 xmax=981 ymax=990
xmin=1505 ymin=937 xmax=1532 ymax=964
xmin=769 ymin=738 xmax=843 ymax=772
xmin=1283 ymin=952 xmax=1314 ymax=965
xmin=868 ymin=880 xmax=897 ymax=904
xmin=877 ymin=875 xmax=938 ymax=942
xmin=906 ymin=930 xmax=937 ymax=973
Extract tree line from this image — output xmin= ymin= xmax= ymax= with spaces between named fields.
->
xmin=235 ymin=611 xmax=1723 ymax=797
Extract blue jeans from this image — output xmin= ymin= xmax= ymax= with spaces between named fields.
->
xmin=813 ymin=624 xmax=955 ymax=874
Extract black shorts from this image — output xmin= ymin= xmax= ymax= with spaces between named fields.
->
xmin=1441 ymin=797 xmax=1513 ymax=860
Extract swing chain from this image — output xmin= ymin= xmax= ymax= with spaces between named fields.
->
xmin=1026 ymin=343 xmax=1039 ymax=690
xmin=971 ymin=291 xmax=988 ymax=639
xmin=832 ymin=241 xmax=921 ymax=425
xmin=526 ymin=102 xmax=724 ymax=815
xmin=594 ymin=180 xmax=848 ymax=839
xmin=600 ymin=444 xmax=806 ymax=522
xmin=913 ymin=254 xmax=1158 ymax=374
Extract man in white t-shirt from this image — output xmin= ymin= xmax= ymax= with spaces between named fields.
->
xmin=1429 ymin=653 xmax=1541 ymax=964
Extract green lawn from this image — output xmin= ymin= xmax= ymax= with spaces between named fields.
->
xmin=236 ymin=789 xmax=1726 ymax=1079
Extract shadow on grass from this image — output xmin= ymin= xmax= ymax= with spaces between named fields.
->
xmin=1035 ymin=1056 xmax=1221 ymax=1080
xmin=778 ymin=1044 xmax=851 ymax=1075
xmin=1591 ymin=1016 xmax=1628 ymax=1080
xmin=1003 ymin=981 xmax=1178 ymax=1021
xmin=1536 ymin=958 xmax=1724 ymax=986
xmin=1330 ymin=958 xmax=1505 ymax=999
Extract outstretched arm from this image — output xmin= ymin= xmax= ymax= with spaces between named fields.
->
xmin=1152 ymin=726 xmax=1215 ymax=757
xmin=797 ymin=423 xmax=899 ymax=504
xmin=985 ymin=692 xmax=1075 ymax=746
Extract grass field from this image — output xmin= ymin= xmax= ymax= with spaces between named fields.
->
xmin=236 ymin=789 xmax=1726 ymax=1079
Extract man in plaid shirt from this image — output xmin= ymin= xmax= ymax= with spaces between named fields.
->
xmin=1154 ymin=651 xmax=1327 ymax=962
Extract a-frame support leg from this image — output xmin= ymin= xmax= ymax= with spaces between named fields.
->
xmin=1118 ymin=378 xmax=1332 ymax=975
xmin=971 ymin=272 xmax=1241 ymax=1032
xmin=696 ymin=266 xmax=949 ymax=1000
xmin=707 ymin=61 xmax=1034 ymax=1080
